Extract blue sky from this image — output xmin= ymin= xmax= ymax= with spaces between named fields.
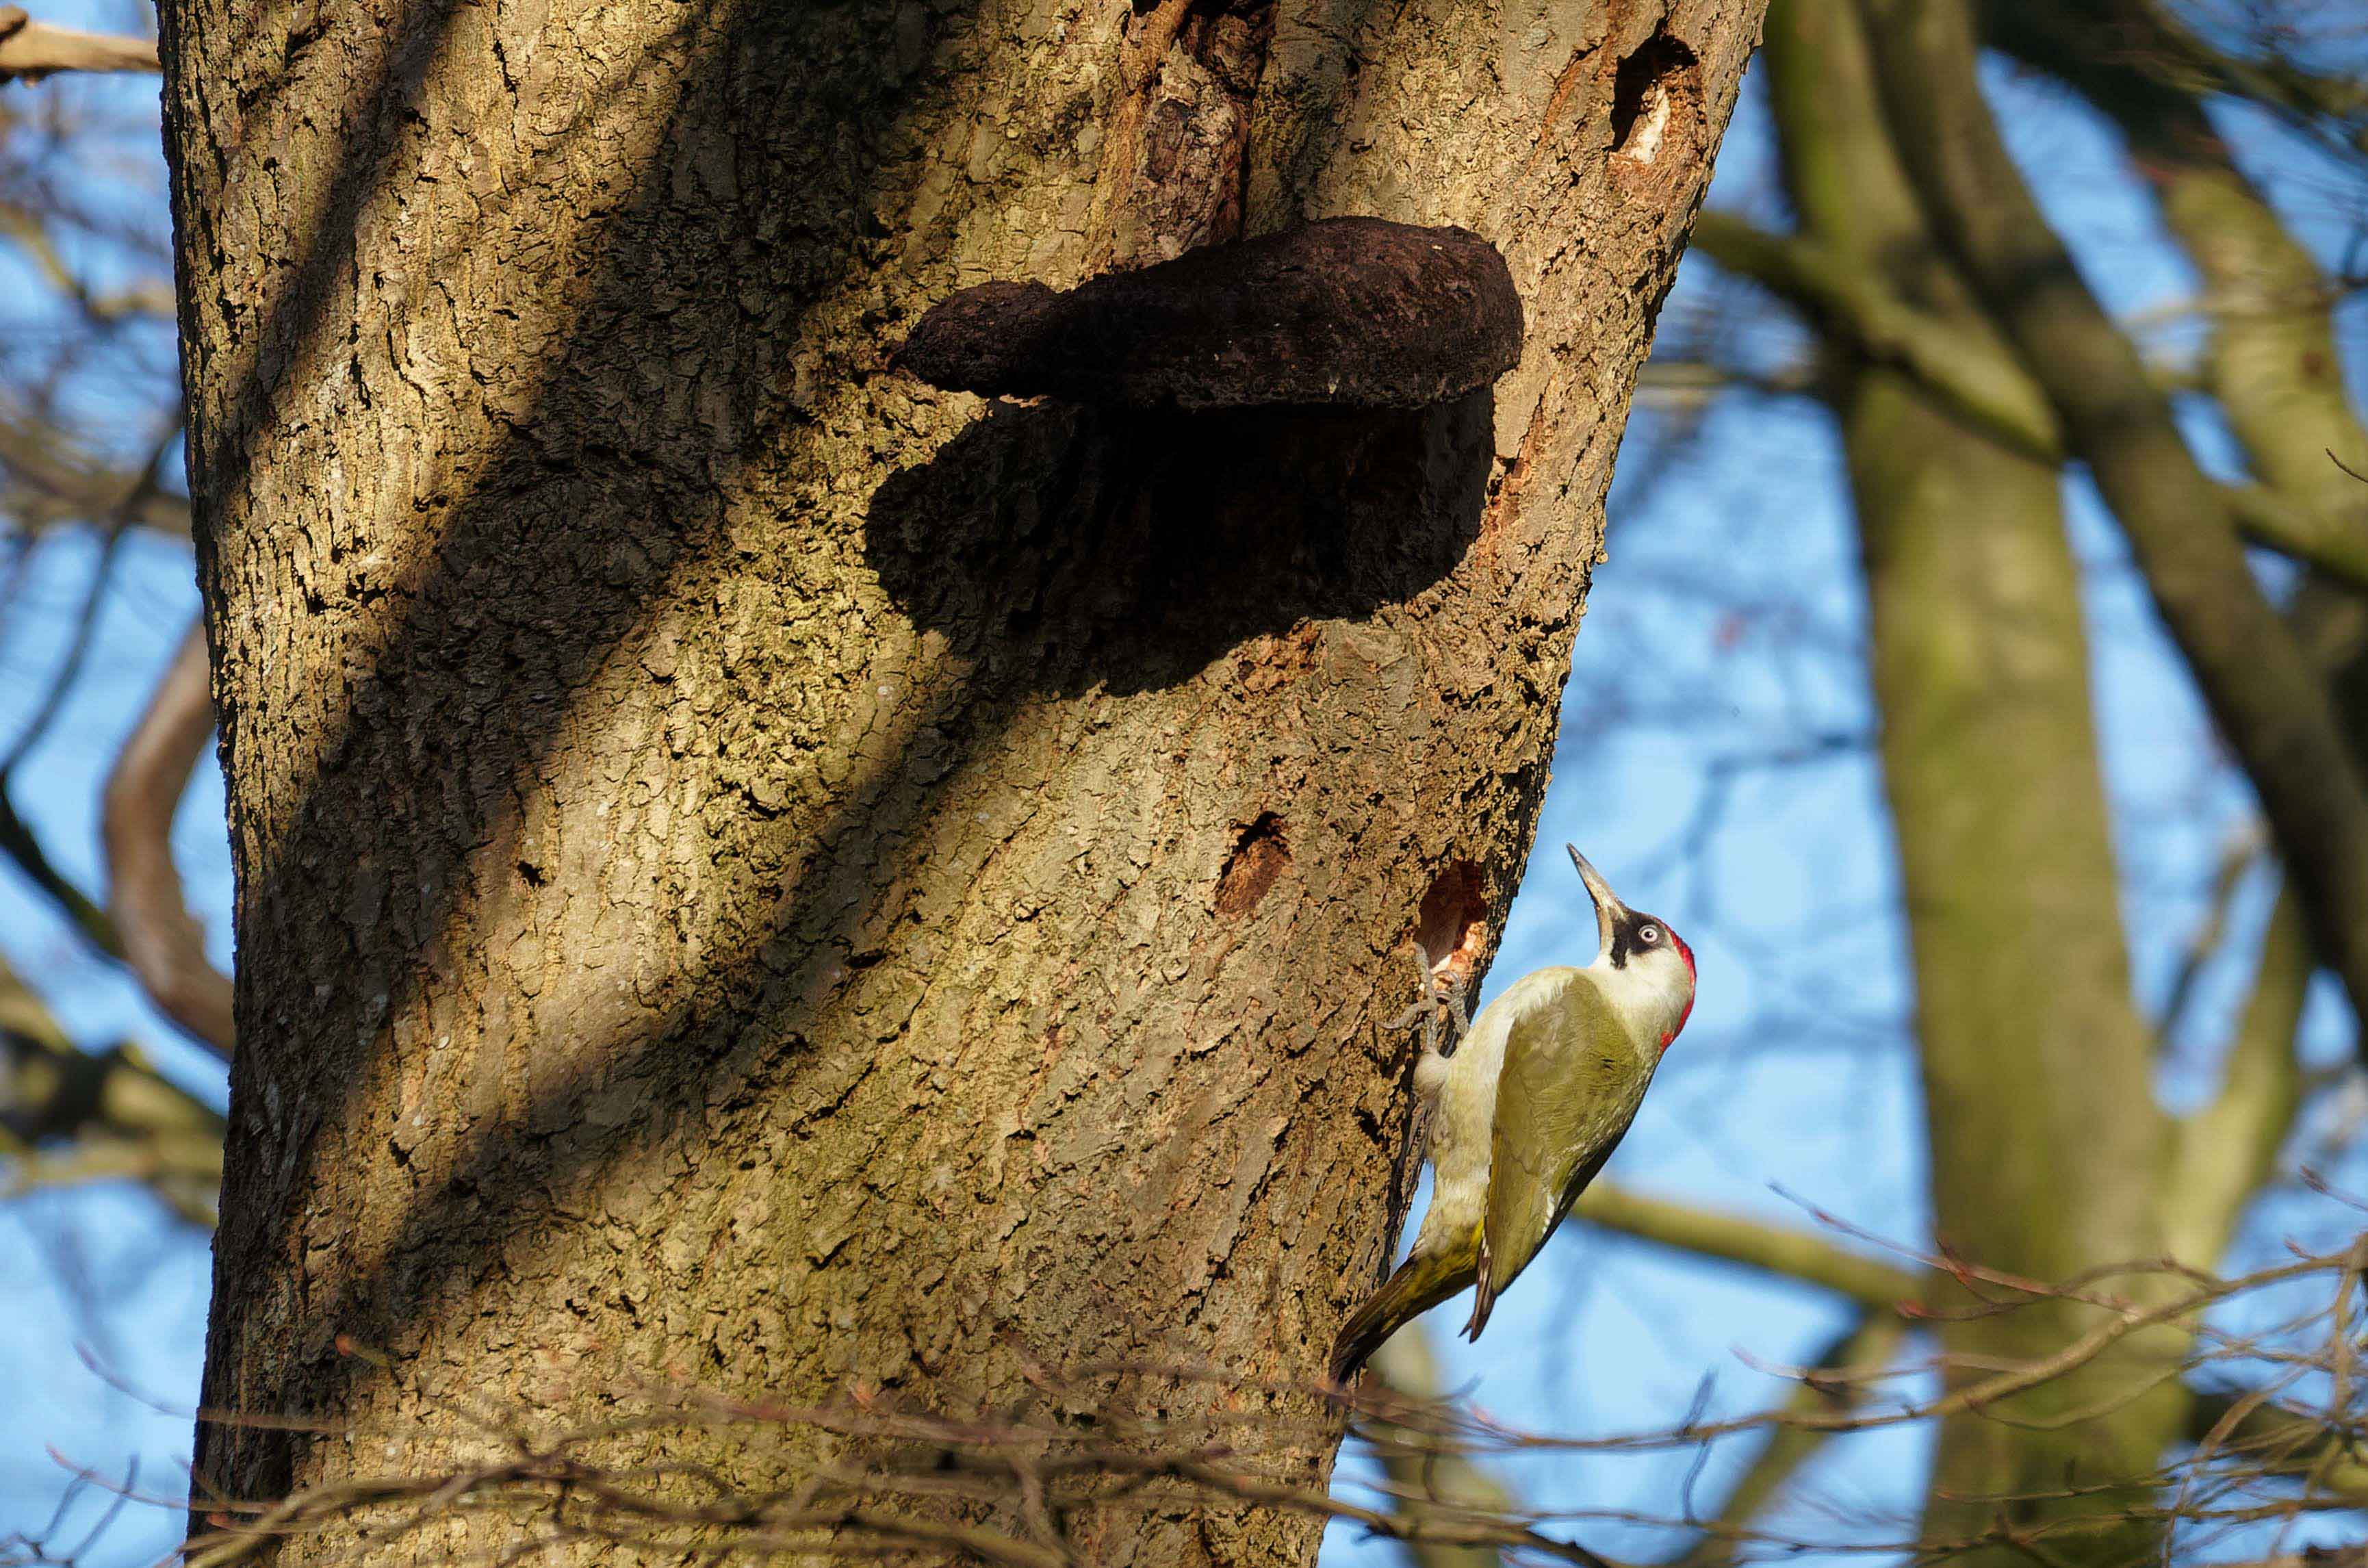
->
xmin=2 ymin=12 xmax=2365 ymax=1567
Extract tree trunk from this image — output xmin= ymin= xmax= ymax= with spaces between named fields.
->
xmin=1763 ymin=2 xmax=2179 ymax=1560
xmin=157 ymin=0 xmax=1761 ymax=1560
xmin=1851 ymin=368 xmax=2183 ymax=1563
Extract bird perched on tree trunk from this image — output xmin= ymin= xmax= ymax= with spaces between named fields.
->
xmin=1330 ymin=847 xmax=1695 ymax=1380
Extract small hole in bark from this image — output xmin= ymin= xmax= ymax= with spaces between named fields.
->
xmin=517 ymin=860 xmax=547 ymax=888
xmin=1214 ymin=814 xmax=1290 ymax=917
xmin=1414 ymin=860 xmax=1488 ymax=981
xmin=1610 ymin=32 xmax=1699 ymax=165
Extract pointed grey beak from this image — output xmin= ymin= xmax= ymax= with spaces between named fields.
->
xmin=1567 ymin=845 xmax=1623 ymax=960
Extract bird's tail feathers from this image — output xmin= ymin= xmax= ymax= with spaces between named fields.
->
xmin=1328 ymin=1247 xmax=1470 ymax=1383
xmin=1463 ymin=1229 xmax=1500 ymax=1341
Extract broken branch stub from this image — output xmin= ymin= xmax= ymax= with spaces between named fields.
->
xmin=895 ymin=218 xmax=1523 ymax=411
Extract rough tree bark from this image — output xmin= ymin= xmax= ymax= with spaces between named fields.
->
xmin=157 ymin=0 xmax=1762 ymax=1561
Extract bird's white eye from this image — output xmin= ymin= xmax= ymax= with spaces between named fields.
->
xmin=1637 ymin=925 xmax=1660 ymax=944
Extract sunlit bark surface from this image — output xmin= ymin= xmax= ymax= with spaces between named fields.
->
xmin=159 ymin=0 xmax=1762 ymax=1559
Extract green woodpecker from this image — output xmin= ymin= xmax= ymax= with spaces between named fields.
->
xmin=1330 ymin=847 xmax=1695 ymax=1380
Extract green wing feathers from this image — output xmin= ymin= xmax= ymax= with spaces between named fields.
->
xmin=1330 ymin=1244 xmax=1474 ymax=1381
xmin=1468 ymin=979 xmax=1649 ymax=1339
xmin=1333 ymin=974 xmax=1656 ymax=1374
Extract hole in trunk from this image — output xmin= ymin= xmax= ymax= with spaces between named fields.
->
xmin=1413 ymin=860 xmax=1488 ymax=981
xmin=1610 ymin=31 xmax=1699 ymax=166
xmin=1215 ymin=813 xmax=1290 ymax=917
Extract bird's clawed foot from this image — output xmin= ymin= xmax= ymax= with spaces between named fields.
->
xmin=1390 ymin=949 xmax=1469 ymax=1055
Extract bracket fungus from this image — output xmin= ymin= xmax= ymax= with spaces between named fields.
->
xmin=895 ymin=217 xmax=1523 ymax=412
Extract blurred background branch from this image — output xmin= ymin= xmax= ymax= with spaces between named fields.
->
xmin=0 ymin=8 xmax=155 ymax=84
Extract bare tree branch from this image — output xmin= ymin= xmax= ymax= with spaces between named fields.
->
xmin=0 ymin=404 xmax=190 ymax=539
xmin=101 ymin=621 xmax=231 ymax=1057
xmin=1368 ymin=1326 xmax=1517 ymax=1568
xmin=2163 ymin=883 xmax=2311 ymax=1268
xmin=0 ymin=7 xmax=156 ymax=82
xmin=0 ymin=782 xmax=123 ymax=960
xmin=0 ymin=519 xmax=123 ymax=778
xmin=2222 ymin=485 xmax=2368 ymax=595
xmin=1690 ymin=209 xmax=2061 ymax=463
xmin=105 ymin=1242 xmax=2368 ymax=1568
xmin=2156 ymin=829 xmax=2269 ymax=1046
xmin=0 ymin=201 xmax=177 ymax=324
xmin=1669 ymin=1311 xmax=1907 ymax=1568
xmin=1982 ymin=0 xmax=2368 ymax=162
xmin=1691 ymin=211 xmax=2368 ymax=591
xmin=2186 ymin=1387 xmax=2368 ymax=1511
xmin=1983 ymin=0 xmax=2368 ymax=547
xmin=1 ymin=953 xmax=222 ymax=1226
xmin=1576 ymin=1182 xmax=1925 ymax=1313
xmin=1862 ymin=0 xmax=2368 ymax=1060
